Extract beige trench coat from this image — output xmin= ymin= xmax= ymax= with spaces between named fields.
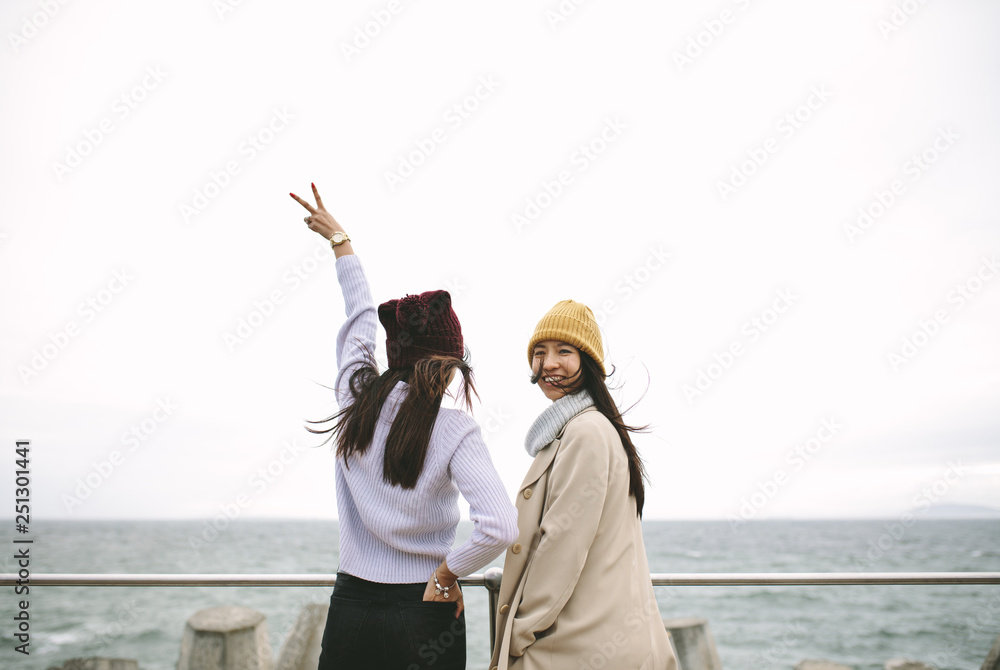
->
xmin=489 ymin=408 xmax=677 ymax=670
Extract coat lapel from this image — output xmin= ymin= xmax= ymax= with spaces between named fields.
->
xmin=518 ymin=437 xmax=559 ymax=492
xmin=517 ymin=407 xmax=597 ymax=493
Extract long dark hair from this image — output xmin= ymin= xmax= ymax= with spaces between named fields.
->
xmin=308 ymin=347 xmax=478 ymax=489
xmin=531 ymin=351 xmax=648 ymax=517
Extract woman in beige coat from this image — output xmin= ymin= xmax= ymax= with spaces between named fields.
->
xmin=490 ymin=300 xmax=678 ymax=670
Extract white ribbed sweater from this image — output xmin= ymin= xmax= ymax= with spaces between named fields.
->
xmin=332 ymin=254 xmax=518 ymax=583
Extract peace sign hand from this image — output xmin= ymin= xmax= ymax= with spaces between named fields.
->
xmin=289 ymin=183 xmax=344 ymax=241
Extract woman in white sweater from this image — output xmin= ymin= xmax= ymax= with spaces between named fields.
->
xmin=291 ymin=184 xmax=518 ymax=669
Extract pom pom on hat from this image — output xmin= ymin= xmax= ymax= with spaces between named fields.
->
xmin=395 ymin=294 xmax=430 ymax=332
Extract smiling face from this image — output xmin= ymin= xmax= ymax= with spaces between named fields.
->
xmin=532 ymin=340 xmax=582 ymax=400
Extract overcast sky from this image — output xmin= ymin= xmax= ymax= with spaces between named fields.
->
xmin=2 ymin=0 xmax=998 ymax=525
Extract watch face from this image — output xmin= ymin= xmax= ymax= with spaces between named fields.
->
xmin=332 ymin=232 xmax=344 ymax=243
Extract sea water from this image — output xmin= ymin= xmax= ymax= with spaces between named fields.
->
xmin=0 ymin=519 xmax=997 ymax=669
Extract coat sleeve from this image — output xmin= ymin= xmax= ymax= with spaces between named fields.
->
xmin=509 ymin=413 xmax=615 ymax=657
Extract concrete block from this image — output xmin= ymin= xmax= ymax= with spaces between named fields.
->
xmin=275 ymin=603 xmax=328 ymax=670
xmin=885 ymin=659 xmax=935 ymax=670
xmin=46 ymin=660 xmax=139 ymax=670
xmin=795 ymin=660 xmax=854 ymax=670
xmin=663 ymin=617 xmax=722 ymax=670
xmin=178 ymin=606 xmax=272 ymax=670
xmin=983 ymin=630 xmax=1000 ymax=670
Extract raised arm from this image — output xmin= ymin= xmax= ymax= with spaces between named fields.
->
xmin=290 ymin=184 xmax=373 ymax=406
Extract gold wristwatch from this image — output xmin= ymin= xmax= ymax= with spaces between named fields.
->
xmin=329 ymin=231 xmax=350 ymax=248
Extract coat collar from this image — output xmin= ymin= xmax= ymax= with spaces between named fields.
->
xmin=518 ymin=406 xmax=598 ymax=492
xmin=524 ymin=390 xmax=595 ymax=457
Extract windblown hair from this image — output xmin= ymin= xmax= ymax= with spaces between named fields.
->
xmin=530 ymin=351 xmax=649 ymax=517
xmin=308 ymin=346 xmax=478 ymax=489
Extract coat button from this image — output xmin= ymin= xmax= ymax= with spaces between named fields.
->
xmin=499 ymin=604 xmax=510 ymax=614
xmin=511 ymin=543 xmax=522 ymax=554
xmin=523 ymin=488 xmax=532 ymax=499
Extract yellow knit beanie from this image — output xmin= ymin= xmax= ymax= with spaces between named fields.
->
xmin=527 ymin=299 xmax=605 ymax=375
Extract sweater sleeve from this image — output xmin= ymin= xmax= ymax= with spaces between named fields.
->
xmin=334 ymin=254 xmax=378 ymax=409
xmin=444 ymin=414 xmax=519 ymax=577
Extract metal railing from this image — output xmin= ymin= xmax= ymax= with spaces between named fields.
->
xmin=4 ymin=571 xmax=999 ymax=650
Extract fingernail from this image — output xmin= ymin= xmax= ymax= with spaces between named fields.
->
xmin=311 ymin=182 xmax=316 ymax=189
xmin=289 ymin=193 xmax=296 ymax=198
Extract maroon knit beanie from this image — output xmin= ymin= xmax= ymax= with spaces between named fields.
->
xmin=378 ymin=290 xmax=464 ymax=369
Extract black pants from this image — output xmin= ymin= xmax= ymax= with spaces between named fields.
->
xmin=317 ymin=571 xmax=466 ymax=670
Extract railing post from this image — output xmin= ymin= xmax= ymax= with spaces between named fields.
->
xmin=484 ymin=567 xmax=504 ymax=652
